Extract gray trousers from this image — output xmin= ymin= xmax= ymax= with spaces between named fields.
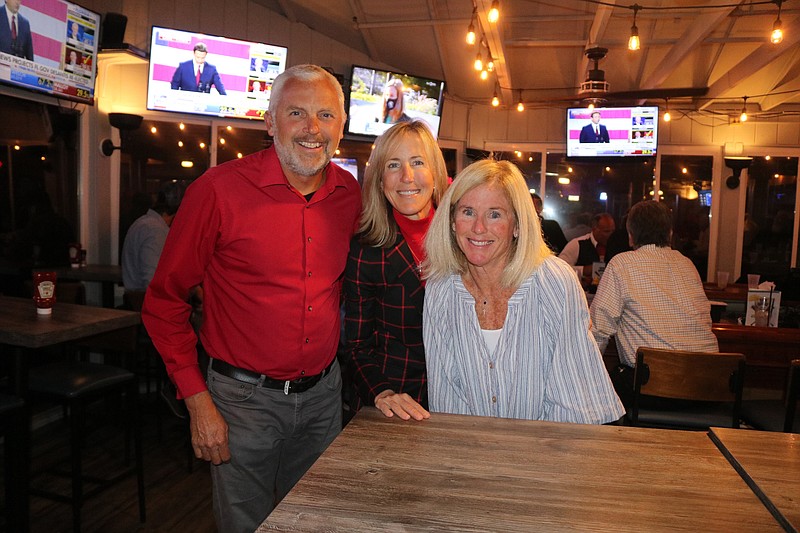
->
xmin=207 ymin=360 xmax=342 ymax=533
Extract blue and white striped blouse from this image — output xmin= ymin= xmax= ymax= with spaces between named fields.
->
xmin=423 ymin=256 xmax=624 ymax=424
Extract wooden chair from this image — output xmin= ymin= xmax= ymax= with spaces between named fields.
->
xmin=628 ymin=347 xmax=745 ymax=430
xmin=740 ymin=359 xmax=800 ymax=433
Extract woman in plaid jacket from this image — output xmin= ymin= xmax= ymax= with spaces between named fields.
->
xmin=343 ymin=120 xmax=449 ymax=421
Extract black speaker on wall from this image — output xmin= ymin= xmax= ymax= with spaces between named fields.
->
xmin=100 ymin=12 xmax=128 ymax=50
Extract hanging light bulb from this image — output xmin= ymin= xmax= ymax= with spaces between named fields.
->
xmin=486 ymin=58 xmax=494 ymax=72
xmin=740 ymin=97 xmax=748 ymax=122
xmin=587 ymin=102 xmax=595 ymax=112
xmin=628 ymin=5 xmax=641 ymax=51
xmin=516 ymin=91 xmax=524 ymax=112
xmin=663 ymin=99 xmax=671 ymax=122
xmin=488 ymin=0 xmax=500 ymax=23
xmin=491 ymin=89 xmax=500 ymax=107
xmin=466 ymin=9 xmax=477 ymax=45
xmin=480 ymin=69 xmax=488 ymax=80
xmin=474 ymin=52 xmax=483 ymax=71
xmin=771 ymin=0 xmax=783 ymax=44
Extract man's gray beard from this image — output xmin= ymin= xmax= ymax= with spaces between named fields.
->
xmin=273 ymin=134 xmax=332 ymax=178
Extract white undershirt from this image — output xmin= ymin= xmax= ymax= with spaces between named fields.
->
xmin=480 ymin=328 xmax=503 ymax=353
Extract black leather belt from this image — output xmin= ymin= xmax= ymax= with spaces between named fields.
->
xmin=210 ymin=358 xmax=335 ymax=394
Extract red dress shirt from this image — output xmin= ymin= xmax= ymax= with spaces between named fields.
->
xmin=142 ymin=147 xmax=361 ymax=399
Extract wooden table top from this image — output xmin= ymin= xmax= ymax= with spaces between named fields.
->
xmin=0 ymin=295 xmax=140 ymax=349
xmin=258 ymin=409 xmax=781 ymax=532
xmin=710 ymin=427 xmax=800 ymax=532
xmin=51 ymin=264 xmax=123 ymax=283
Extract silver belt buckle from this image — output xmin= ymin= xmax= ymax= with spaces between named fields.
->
xmin=283 ymin=380 xmax=290 ymax=395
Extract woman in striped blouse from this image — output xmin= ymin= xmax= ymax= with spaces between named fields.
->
xmin=422 ymin=159 xmax=623 ymax=424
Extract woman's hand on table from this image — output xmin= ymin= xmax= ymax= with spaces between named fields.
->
xmin=375 ymin=389 xmax=430 ymax=421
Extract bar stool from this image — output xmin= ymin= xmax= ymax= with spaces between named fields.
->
xmin=27 ymin=362 xmax=145 ymax=532
xmin=0 ymin=393 xmax=28 ymax=532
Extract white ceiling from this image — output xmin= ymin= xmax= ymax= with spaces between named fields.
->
xmin=255 ymin=0 xmax=800 ymax=121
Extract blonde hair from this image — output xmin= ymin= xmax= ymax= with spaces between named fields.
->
xmin=424 ymin=159 xmax=552 ymax=288
xmin=359 ymin=120 xmax=449 ymax=247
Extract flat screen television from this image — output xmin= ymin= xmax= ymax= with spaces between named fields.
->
xmin=566 ymin=106 xmax=658 ymax=159
xmin=347 ymin=64 xmax=445 ymax=139
xmin=0 ymin=0 xmax=100 ymax=104
xmin=146 ymin=26 xmax=288 ymax=121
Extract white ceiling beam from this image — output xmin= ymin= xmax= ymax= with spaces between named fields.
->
xmin=476 ymin=0 xmax=511 ymax=105
xmin=639 ymin=6 xmax=736 ymax=91
xmin=760 ymin=48 xmax=800 ymax=109
xmin=579 ymin=2 xmax=615 ymax=85
xmin=424 ymin=0 xmax=452 ymax=90
xmin=348 ymin=0 xmax=380 ymax=61
xmin=702 ymin=15 xmax=800 ymax=108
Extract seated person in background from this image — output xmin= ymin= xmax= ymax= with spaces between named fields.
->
xmin=531 ymin=193 xmax=567 ymax=254
xmin=603 ymin=211 xmax=631 ymax=264
xmin=121 ymin=182 xmax=184 ymax=292
xmin=422 ymin=159 xmax=623 ymax=424
xmin=558 ymin=212 xmax=615 ymax=287
xmin=589 ymin=200 xmax=718 ymax=408
xmin=344 ymin=120 xmax=449 ymax=422
xmin=121 ymin=182 xmax=187 ymax=418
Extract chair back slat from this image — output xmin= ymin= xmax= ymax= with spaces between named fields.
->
xmin=635 ymin=348 xmax=744 ymax=402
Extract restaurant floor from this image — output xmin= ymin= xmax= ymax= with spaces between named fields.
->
xmin=5 ymin=393 xmax=216 ymax=533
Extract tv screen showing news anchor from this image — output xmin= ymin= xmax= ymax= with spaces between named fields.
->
xmin=147 ymin=26 xmax=287 ymax=120
xmin=0 ymin=0 xmax=100 ymax=104
xmin=566 ymin=106 xmax=659 ymax=158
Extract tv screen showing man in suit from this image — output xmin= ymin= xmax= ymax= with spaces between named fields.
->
xmin=0 ymin=0 xmax=34 ymax=60
xmin=171 ymin=42 xmax=226 ymax=95
xmin=579 ymin=111 xmax=610 ymax=143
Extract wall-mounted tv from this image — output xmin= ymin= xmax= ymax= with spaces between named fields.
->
xmin=566 ymin=106 xmax=658 ymax=159
xmin=146 ymin=26 xmax=288 ymax=121
xmin=347 ymin=65 xmax=445 ymax=139
xmin=0 ymin=0 xmax=100 ymax=104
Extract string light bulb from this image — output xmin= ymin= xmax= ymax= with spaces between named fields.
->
xmin=491 ymin=90 xmax=500 ymax=107
xmin=628 ymin=4 xmax=641 ymax=51
xmin=516 ymin=91 xmax=524 ymax=112
xmin=740 ymin=96 xmax=748 ymax=122
xmin=466 ymin=9 xmax=477 ymax=45
xmin=771 ymin=0 xmax=783 ymax=44
xmin=474 ymin=52 xmax=483 ymax=71
xmin=480 ymin=69 xmax=488 ymax=80
xmin=486 ymin=58 xmax=494 ymax=72
xmin=488 ymin=0 xmax=500 ymax=23
xmin=663 ymin=99 xmax=671 ymax=122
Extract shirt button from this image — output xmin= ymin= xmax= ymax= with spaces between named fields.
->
xmin=492 ymin=396 xmax=497 ymax=403
xmin=305 ymin=338 xmax=310 ymax=343
xmin=307 ymin=237 xmax=312 ymax=242
xmin=308 ymin=271 xmax=312 ymax=277
xmin=300 ymin=370 xmax=305 ymax=375
xmin=489 ymin=362 xmax=494 ymax=369
xmin=308 ymin=305 xmax=312 ymax=311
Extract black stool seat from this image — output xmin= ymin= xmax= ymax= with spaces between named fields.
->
xmin=28 ymin=361 xmax=145 ymax=531
xmin=29 ymin=361 xmax=135 ymax=398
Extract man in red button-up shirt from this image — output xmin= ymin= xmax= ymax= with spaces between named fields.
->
xmin=143 ymin=64 xmax=361 ymax=533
